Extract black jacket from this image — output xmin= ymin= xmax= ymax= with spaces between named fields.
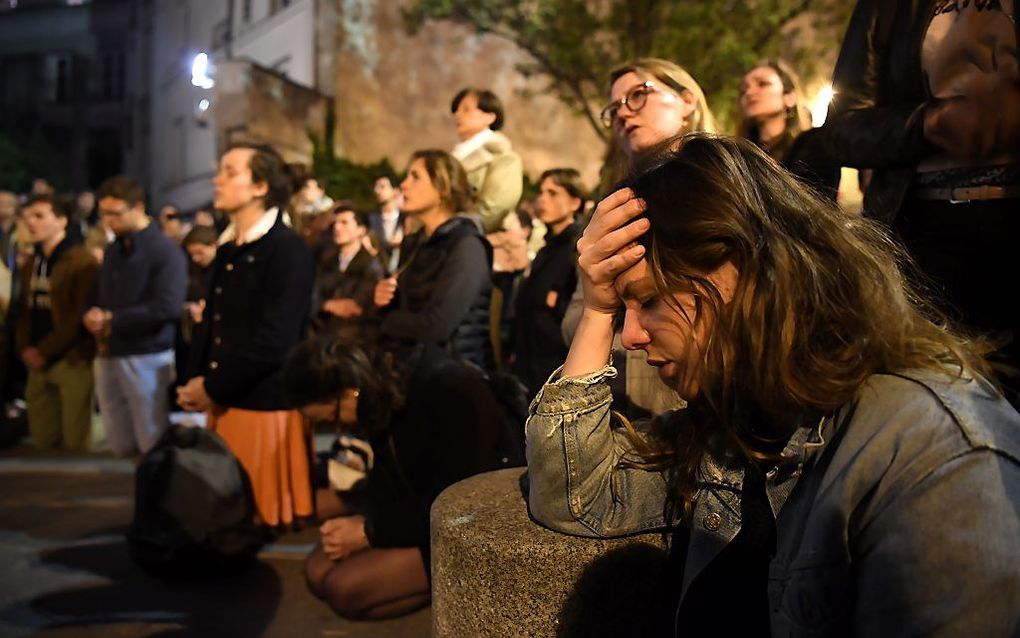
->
xmin=313 ymin=245 xmax=384 ymax=341
xmin=361 ymin=349 xmax=508 ymax=571
xmin=512 ymin=221 xmax=581 ymax=396
xmin=820 ymin=0 xmax=937 ymax=224
xmin=379 ymin=216 xmax=493 ymax=369
xmin=186 ymin=214 xmax=314 ymax=411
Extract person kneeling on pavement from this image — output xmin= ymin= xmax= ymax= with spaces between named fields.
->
xmin=282 ymin=337 xmax=513 ymax=620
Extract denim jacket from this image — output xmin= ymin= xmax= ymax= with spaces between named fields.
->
xmin=526 ymin=364 xmax=1020 ymax=637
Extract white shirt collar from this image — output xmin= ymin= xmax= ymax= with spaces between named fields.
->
xmin=451 ymin=128 xmax=494 ymax=161
xmin=218 ymin=207 xmax=279 ymax=246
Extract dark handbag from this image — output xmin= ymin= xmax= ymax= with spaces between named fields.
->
xmin=126 ymin=425 xmax=266 ymax=578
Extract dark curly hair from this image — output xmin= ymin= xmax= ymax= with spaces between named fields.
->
xmin=282 ymin=336 xmax=405 ymax=437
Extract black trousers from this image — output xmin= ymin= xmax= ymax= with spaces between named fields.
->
xmin=895 ymin=196 xmax=1020 ymax=406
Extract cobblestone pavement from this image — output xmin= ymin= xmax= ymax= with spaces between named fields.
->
xmin=0 ymin=444 xmax=430 ymax=637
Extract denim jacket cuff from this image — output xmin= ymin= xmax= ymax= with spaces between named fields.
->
xmin=531 ymin=364 xmax=618 ymax=415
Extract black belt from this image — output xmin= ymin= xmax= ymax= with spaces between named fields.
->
xmin=912 ymin=185 xmax=1020 ymax=203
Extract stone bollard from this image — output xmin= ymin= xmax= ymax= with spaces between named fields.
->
xmin=431 ymin=468 xmax=671 ymax=637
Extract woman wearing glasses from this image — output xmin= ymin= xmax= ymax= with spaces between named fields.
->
xmin=564 ymin=59 xmax=718 ymax=416
xmin=599 ymin=58 xmax=718 ymax=186
xmin=373 ymin=149 xmax=493 ymax=370
xmin=284 ymin=336 xmax=510 ymax=620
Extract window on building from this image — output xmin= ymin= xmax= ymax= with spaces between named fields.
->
xmin=44 ymin=54 xmax=73 ymax=104
xmin=100 ymin=49 xmax=125 ymax=101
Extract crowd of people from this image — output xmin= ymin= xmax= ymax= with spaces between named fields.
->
xmin=0 ymin=0 xmax=1018 ymax=630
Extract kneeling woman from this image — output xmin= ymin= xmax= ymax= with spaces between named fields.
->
xmin=527 ymin=134 xmax=1020 ymax=634
xmin=283 ymin=337 xmax=511 ymax=620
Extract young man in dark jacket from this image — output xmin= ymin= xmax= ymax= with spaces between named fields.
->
xmin=314 ymin=205 xmax=384 ymax=343
xmin=16 ymin=193 xmax=98 ymax=450
xmin=83 ymin=176 xmax=187 ymax=456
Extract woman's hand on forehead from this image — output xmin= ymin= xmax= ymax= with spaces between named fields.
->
xmin=575 ymin=187 xmax=650 ymax=314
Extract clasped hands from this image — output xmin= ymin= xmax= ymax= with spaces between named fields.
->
xmin=320 ymin=514 xmax=369 ymax=561
xmin=177 ymin=376 xmax=213 ymax=413
xmin=82 ymin=306 xmax=112 ymax=337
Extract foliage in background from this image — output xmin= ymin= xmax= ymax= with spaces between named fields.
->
xmin=310 ymin=111 xmax=399 ymax=211
xmin=0 ymin=130 xmax=68 ymax=193
xmin=403 ymin=0 xmax=854 ymax=136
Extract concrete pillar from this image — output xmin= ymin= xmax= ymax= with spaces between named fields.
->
xmin=431 ymin=468 xmax=671 ymax=637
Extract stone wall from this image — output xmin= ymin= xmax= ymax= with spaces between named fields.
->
xmin=214 ymin=60 xmax=330 ymax=165
xmin=331 ymin=0 xmax=606 ymax=188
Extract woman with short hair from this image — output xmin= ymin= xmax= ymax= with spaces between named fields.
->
xmin=178 ymin=143 xmax=316 ymax=529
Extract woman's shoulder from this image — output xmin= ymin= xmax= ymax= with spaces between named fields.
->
xmin=482 ymin=131 xmax=516 ymax=155
xmin=848 ymin=369 xmax=1020 ymax=465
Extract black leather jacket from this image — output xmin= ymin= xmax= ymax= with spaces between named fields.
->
xmin=820 ymin=0 xmax=937 ymax=224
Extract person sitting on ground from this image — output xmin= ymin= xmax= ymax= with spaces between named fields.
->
xmin=373 ymin=150 xmax=493 ymax=370
xmin=283 ymin=336 xmax=510 ymax=620
xmin=313 ymin=203 xmax=384 ymax=343
xmin=526 ymin=133 xmax=1020 ymax=635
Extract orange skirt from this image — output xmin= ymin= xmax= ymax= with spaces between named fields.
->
xmin=208 ymin=407 xmax=314 ymax=528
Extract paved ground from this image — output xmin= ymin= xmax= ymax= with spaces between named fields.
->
xmin=0 ymin=442 xmax=431 ymax=637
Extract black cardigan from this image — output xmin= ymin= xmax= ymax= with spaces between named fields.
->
xmin=186 ymin=214 xmax=314 ymax=411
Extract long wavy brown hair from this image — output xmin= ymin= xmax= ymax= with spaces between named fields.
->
xmin=621 ymin=133 xmax=995 ymax=519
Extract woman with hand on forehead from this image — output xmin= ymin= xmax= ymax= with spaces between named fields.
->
xmin=528 ymin=134 xmax=1020 ymax=636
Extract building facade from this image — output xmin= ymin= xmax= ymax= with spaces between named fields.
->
xmin=145 ymin=0 xmax=333 ymax=212
xmin=0 ymin=0 xmax=136 ymax=191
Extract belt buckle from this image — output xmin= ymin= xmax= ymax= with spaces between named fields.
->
xmin=948 ymin=186 xmax=976 ymax=204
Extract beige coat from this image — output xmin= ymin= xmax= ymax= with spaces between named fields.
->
xmin=459 ymin=131 xmax=524 ymax=234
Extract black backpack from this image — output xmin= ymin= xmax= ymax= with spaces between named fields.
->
xmin=127 ymin=425 xmax=266 ymax=578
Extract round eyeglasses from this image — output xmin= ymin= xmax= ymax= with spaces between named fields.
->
xmin=600 ymin=81 xmax=658 ymax=128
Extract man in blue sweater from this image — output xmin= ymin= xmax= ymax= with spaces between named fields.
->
xmin=84 ymin=176 xmax=187 ymax=456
